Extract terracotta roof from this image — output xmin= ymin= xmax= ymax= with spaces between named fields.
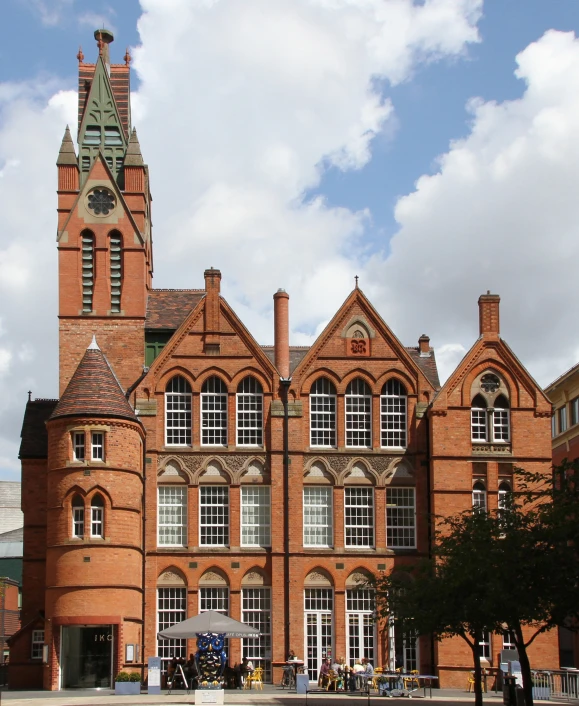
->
xmin=261 ymin=346 xmax=310 ymax=375
xmin=406 ymin=347 xmax=441 ymax=389
xmin=19 ymin=399 xmax=58 ymax=459
xmin=49 ymin=348 xmax=139 ymax=424
xmin=146 ymin=290 xmax=205 ymax=330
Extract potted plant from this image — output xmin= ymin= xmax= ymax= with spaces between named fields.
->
xmin=115 ymin=671 xmax=141 ymax=695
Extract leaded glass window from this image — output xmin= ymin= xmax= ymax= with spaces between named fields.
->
xmin=346 ymin=379 xmax=371 ymax=448
xmin=165 ymin=376 xmax=192 ymax=446
xmin=381 ymin=379 xmax=407 ymax=448
xmin=310 ymin=378 xmax=337 ymax=447
xmin=236 ymin=377 xmax=263 ymax=446
xmin=202 ymin=377 xmax=228 ymax=446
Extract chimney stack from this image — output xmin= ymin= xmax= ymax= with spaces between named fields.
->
xmin=204 ymin=268 xmax=221 ymax=352
xmin=418 ymin=334 xmax=431 ymax=357
xmin=273 ymin=289 xmax=290 ymax=379
xmin=478 ymin=291 xmax=500 ymax=337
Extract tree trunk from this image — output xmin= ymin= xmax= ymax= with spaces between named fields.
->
xmin=515 ymin=623 xmax=534 ymax=706
xmin=460 ymin=633 xmax=484 ymax=706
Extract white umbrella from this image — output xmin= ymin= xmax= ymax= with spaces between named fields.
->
xmin=157 ymin=610 xmax=260 ymax=639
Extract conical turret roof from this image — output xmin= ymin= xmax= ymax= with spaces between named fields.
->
xmin=124 ymin=127 xmax=144 ymax=166
xmin=50 ymin=339 xmax=139 ymax=424
xmin=56 ymin=125 xmax=78 ymax=166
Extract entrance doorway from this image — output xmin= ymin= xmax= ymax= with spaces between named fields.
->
xmin=305 ymin=588 xmax=333 ymax=682
xmin=61 ymin=625 xmax=113 ymax=688
xmin=388 ymin=617 xmax=418 ymax=672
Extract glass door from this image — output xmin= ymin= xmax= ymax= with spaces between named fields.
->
xmin=304 ymin=588 xmax=333 ymax=682
xmin=388 ymin=617 xmax=418 ymax=672
xmin=61 ymin=625 xmax=113 ymax=688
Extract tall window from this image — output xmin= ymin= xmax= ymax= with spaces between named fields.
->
xmin=158 ymin=486 xmax=187 ymax=546
xmin=236 ymin=377 xmax=263 ymax=446
xmin=310 ymin=378 xmax=337 ymax=447
xmin=386 ymin=487 xmax=416 ymax=548
xmin=558 ymin=405 xmax=568 ymax=434
xmin=199 ymin=486 xmax=229 ymax=546
xmin=571 ymin=398 xmax=579 ymax=427
xmin=72 ymin=495 xmax=84 ymax=538
xmin=381 ymin=379 xmax=407 ymax=448
xmin=202 ymin=377 xmax=228 ymax=446
xmin=241 ymin=486 xmax=271 ymax=547
xmin=31 ymin=630 xmax=44 ymax=660
xmin=158 ymin=587 xmax=186 ymax=672
xmin=347 ymin=588 xmax=376 ymax=667
xmin=498 ymin=481 xmax=511 ymax=511
xmin=503 ymin=630 xmax=516 ymax=650
xmin=472 ymin=481 xmax=487 ymax=511
xmin=81 ymin=231 xmax=94 ymax=313
xmin=346 ymin=378 xmax=372 ymax=448
xmin=471 ymin=394 xmax=510 ymax=442
xmin=242 ymin=587 xmax=272 ymax=681
xmin=73 ymin=431 xmax=85 ymax=461
xmin=478 ymin=631 xmax=491 ymax=660
xmin=109 ymin=232 xmax=122 ymax=313
xmin=91 ymin=432 xmax=104 ymax=461
xmin=165 ymin=376 xmax=192 ymax=446
xmin=303 ymin=487 xmax=333 ymax=547
xmin=345 ymin=487 xmax=374 ymax=547
xmin=90 ymin=494 xmax=104 ymax=538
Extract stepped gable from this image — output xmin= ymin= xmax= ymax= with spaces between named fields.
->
xmin=19 ymin=399 xmax=58 ymax=459
xmin=50 ymin=342 xmax=139 ymax=424
xmin=261 ymin=346 xmax=310 ymax=375
xmin=406 ymin=347 xmax=441 ymax=389
xmin=145 ymin=289 xmax=205 ymax=329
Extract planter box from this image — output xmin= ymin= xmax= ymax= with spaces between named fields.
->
xmin=115 ymin=682 xmax=141 ymax=695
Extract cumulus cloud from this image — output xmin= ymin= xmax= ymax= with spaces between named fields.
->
xmin=368 ymin=29 xmax=579 ymax=386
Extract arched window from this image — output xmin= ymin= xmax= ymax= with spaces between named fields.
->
xmin=493 ymin=395 xmax=510 ymax=442
xmin=109 ymin=232 xmax=122 ymax=313
xmin=90 ymin=493 xmax=104 ymax=538
xmin=472 ymin=481 xmax=487 ymax=511
xmin=165 ymin=376 xmax=192 ymax=446
xmin=498 ymin=481 xmax=512 ymax=511
xmin=381 ymin=379 xmax=407 ymax=448
xmin=236 ymin=377 xmax=263 ymax=446
xmin=345 ymin=378 xmax=371 ymax=448
xmin=310 ymin=378 xmax=337 ymax=447
xmin=81 ymin=230 xmax=95 ymax=313
xmin=471 ymin=394 xmax=487 ymax=441
xmin=72 ymin=495 xmax=84 ymax=538
xmin=201 ymin=377 xmax=228 ymax=446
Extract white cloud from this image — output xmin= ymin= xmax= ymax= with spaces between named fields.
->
xmin=22 ymin=0 xmax=75 ymax=26
xmin=369 ymin=29 xmax=579 ymax=388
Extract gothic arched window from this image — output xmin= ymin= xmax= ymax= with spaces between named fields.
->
xmin=310 ymin=378 xmax=337 ymax=447
xmin=236 ymin=376 xmax=263 ymax=446
xmin=381 ymin=379 xmax=407 ymax=448
xmin=90 ymin=493 xmax=104 ymax=538
xmin=346 ymin=378 xmax=371 ymax=448
xmin=201 ymin=377 xmax=228 ymax=446
xmin=165 ymin=376 xmax=192 ymax=446
xmin=72 ymin=495 xmax=84 ymax=538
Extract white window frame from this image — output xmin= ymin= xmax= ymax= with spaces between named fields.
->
xmin=380 ymin=379 xmax=407 ymax=448
xmin=492 ymin=403 xmax=510 ymax=442
xmin=199 ymin=486 xmax=229 ymax=546
xmin=241 ymin=486 xmax=271 ymax=547
xmin=91 ymin=431 xmax=104 ymax=461
xmin=478 ymin=631 xmax=491 ymax=660
xmin=386 ymin=487 xmax=416 ymax=549
xmin=200 ymin=586 xmax=229 ymax=614
xmin=236 ymin=377 xmax=263 ymax=446
xmin=571 ymin=397 xmax=579 ymax=427
xmin=72 ymin=498 xmax=84 ymax=538
xmin=157 ymin=587 xmax=187 ymax=673
xmin=31 ymin=630 xmax=44 ymax=659
xmin=303 ymin=486 xmax=333 ymax=548
xmin=503 ymin=630 xmax=516 ymax=650
xmin=471 ymin=406 xmax=487 ymax=441
xmin=558 ymin=405 xmax=568 ymax=434
xmin=345 ymin=379 xmax=372 ymax=448
xmin=472 ymin=482 xmax=487 ymax=511
xmin=73 ymin=431 xmax=85 ymax=461
xmin=242 ymin=587 xmax=272 ymax=681
xmin=90 ymin=497 xmax=104 ymax=538
xmin=498 ymin=482 xmax=511 ymax=511
xmin=157 ymin=486 xmax=187 ymax=547
xmin=346 ymin=588 xmax=376 ymax=667
xmin=344 ymin=487 xmax=374 ymax=548
xmin=165 ymin=376 xmax=192 ymax=446
xmin=310 ymin=378 xmax=337 ymax=447
xmin=201 ymin=377 xmax=228 ymax=446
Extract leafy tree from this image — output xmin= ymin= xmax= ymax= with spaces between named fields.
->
xmin=372 ymin=460 xmax=579 ymax=706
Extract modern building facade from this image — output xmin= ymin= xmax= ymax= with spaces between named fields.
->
xmin=9 ymin=31 xmax=559 ymax=690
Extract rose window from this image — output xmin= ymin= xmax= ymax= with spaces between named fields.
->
xmin=87 ymin=188 xmax=115 ymax=216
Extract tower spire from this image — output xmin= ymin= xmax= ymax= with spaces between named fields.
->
xmin=56 ymin=126 xmax=77 ymax=166
xmin=125 ymin=128 xmax=144 ymax=166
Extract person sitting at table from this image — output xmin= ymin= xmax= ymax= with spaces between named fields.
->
xmin=353 ymin=659 xmax=364 ymax=689
xmin=185 ymin=653 xmax=199 ymax=689
xmin=318 ymin=658 xmax=330 ymax=688
xmin=233 ymin=662 xmax=243 ymax=689
xmin=240 ymin=656 xmax=254 ymax=686
xmin=363 ymin=657 xmax=374 ymax=676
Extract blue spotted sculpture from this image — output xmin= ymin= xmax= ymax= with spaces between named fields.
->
xmin=195 ymin=632 xmax=227 ymax=688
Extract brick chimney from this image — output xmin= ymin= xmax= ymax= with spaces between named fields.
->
xmin=273 ymin=289 xmax=290 ymax=379
xmin=204 ymin=268 xmax=221 ymax=353
xmin=418 ymin=334 xmax=431 ymax=357
xmin=478 ymin=291 xmax=500 ymax=337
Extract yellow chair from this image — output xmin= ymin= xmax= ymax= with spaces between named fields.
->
xmin=372 ymin=668 xmax=384 ymax=692
xmin=467 ymin=671 xmax=486 ymax=692
xmin=326 ymin=669 xmax=339 ymax=691
xmin=251 ymin=667 xmax=264 ymax=690
xmin=403 ymin=670 xmax=419 ymax=691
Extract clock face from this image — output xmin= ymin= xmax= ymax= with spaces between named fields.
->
xmin=480 ymin=373 xmax=500 ymax=393
xmin=87 ymin=188 xmax=115 ymax=216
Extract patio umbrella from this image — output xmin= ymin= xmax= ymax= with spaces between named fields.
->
xmin=157 ymin=610 xmax=260 ymax=639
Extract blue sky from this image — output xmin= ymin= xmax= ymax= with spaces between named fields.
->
xmin=0 ymin=0 xmax=579 ymax=479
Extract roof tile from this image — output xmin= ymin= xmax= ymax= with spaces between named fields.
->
xmin=146 ymin=290 xmax=205 ymax=330
xmin=19 ymin=399 xmax=57 ymax=459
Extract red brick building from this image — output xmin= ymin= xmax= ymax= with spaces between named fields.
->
xmin=9 ymin=31 xmax=559 ymax=690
